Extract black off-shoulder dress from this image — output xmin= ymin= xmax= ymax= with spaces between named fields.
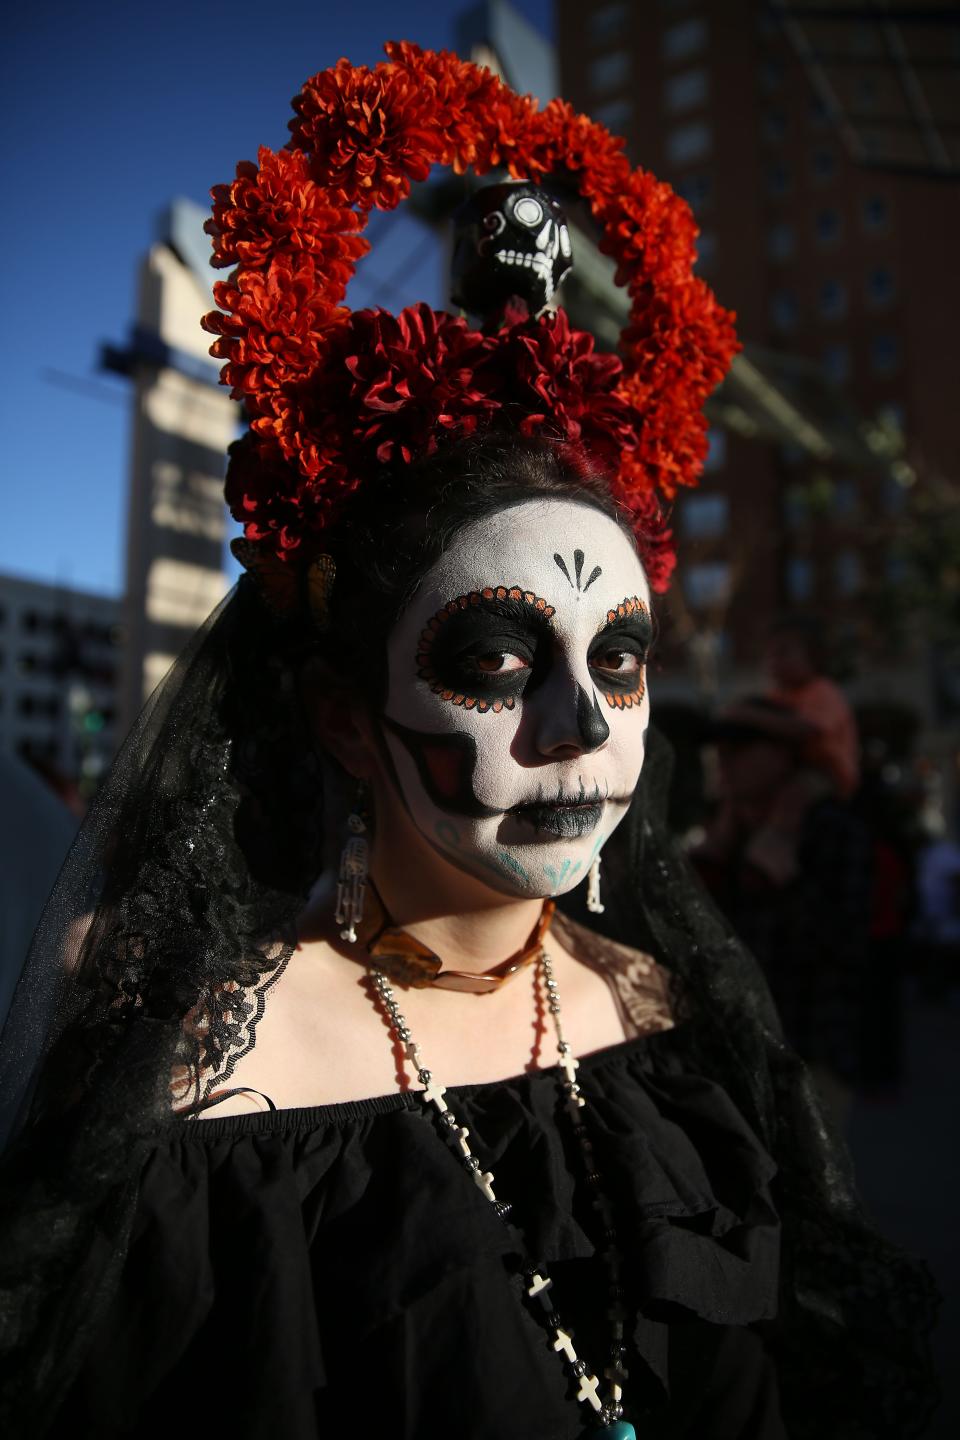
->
xmin=52 ymin=1028 xmax=787 ymax=1440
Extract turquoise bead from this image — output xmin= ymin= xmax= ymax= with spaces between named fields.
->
xmin=595 ymin=1424 xmax=636 ymax=1440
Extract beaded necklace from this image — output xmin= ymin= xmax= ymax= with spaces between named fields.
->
xmin=369 ymin=949 xmax=637 ymax=1438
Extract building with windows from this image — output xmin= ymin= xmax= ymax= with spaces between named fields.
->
xmin=0 ymin=572 xmax=122 ymax=800
xmin=556 ymin=0 xmax=960 ymax=743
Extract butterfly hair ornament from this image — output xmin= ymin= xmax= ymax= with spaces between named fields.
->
xmin=202 ymin=42 xmax=739 ymax=618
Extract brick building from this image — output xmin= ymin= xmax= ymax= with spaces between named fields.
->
xmin=556 ymin=0 xmax=960 ymax=727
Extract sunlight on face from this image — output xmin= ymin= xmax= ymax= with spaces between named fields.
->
xmin=379 ymin=498 xmax=652 ymax=898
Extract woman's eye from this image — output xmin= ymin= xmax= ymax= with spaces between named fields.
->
xmin=471 ymin=651 xmax=531 ymax=674
xmin=592 ymin=650 xmax=642 ymax=674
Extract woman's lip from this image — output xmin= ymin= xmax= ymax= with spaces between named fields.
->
xmin=510 ymin=802 xmax=604 ymax=838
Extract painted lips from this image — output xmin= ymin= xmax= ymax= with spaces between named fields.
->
xmin=510 ymin=801 xmax=604 ymax=838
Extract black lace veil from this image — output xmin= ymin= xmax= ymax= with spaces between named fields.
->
xmin=0 ymin=577 xmax=939 ymax=1438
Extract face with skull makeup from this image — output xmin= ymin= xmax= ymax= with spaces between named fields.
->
xmin=376 ymin=499 xmax=652 ymax=900
xmin=451 ymin=181 xmax=574 ymax=318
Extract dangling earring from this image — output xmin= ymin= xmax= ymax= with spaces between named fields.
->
xmin=335 ymin=790 xmax=369 ymax=943
xmin=586 ymin=850 xmax=605 ymax=915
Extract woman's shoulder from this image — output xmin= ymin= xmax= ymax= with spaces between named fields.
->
xmin=552 ymin=909 xmax=675 ymax=1038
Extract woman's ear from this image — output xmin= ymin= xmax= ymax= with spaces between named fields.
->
xmin=299 ymin=655 xmax=375 ymax=781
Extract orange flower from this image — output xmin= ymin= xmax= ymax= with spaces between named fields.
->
xmin=290 ymin=59 xmax=442 ymax=210
xmin=205 ymin=147 xmax=368 ymax=302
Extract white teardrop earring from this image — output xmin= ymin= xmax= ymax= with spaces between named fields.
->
xmin=335 ymin=792 xmax=369 ymax=943
xmin=586 ymin=850 xmax=605 ymax=915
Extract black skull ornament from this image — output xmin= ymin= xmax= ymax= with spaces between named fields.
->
xmin=450 ymin=181 xmax=574 ymax=321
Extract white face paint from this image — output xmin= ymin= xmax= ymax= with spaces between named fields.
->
xmin=379 ymin=498 xmax=652 ymax=899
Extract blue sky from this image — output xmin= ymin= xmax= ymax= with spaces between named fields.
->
xmin=3 ymin=0 xmax=553 ymax=597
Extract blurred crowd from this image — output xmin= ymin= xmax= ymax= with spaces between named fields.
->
xmin=673 ymin=616 xmax=960 ymax=1131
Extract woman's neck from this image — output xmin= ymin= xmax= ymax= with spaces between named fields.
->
xmin=370 ymin=857 xmax=545 ymax=975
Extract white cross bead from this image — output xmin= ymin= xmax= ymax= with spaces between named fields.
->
xmin=455 ymin=1125 xmax=471 ymax=1155
xmin=576 ymin=1371 xmax=603 ymax=1411
xmin=473 ymin=1170 xmax=497 ymax=1202
xmin=552 ymin=1326 xmax=578 ymax=1364
xmin=560 ymin=1050 xmax=580 ymax=1087
xmin=422 ymin=1080 xmax=448 ymax=1112
xmin=527 ymin=1272 xmax=553 ymax=1299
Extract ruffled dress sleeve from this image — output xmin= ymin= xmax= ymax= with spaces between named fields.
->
xmin=50 ymin=1032 xmax=784 ymax=1440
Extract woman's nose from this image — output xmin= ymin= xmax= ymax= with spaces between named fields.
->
xmin=532 ymin=670 xmax=610 ymax=758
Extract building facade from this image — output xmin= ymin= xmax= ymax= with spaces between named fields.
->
xmin=556 ymin=0 xmax=960 ymax=726
xmin=0 ymin=572 xmax=122 ymax=800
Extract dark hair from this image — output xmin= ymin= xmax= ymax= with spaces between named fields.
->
xmin=314 ymin=430 xmax=635 ymax=706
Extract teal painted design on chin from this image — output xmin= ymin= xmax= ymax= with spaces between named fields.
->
xmin=432 ymin=820 xmax=532 ymax=888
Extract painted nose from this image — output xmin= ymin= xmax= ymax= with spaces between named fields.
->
xmin=534 ymin=676 xmax=610 ymax=757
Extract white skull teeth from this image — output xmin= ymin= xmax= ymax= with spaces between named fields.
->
xmin=494 ymin=250 xmax=553 ymax=275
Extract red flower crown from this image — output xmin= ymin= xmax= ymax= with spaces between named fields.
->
xmin=202 ymin=42 xmax=738 ymax=594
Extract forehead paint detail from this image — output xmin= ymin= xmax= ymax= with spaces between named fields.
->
xmin=576 ymin=683 xmax=611 ymax=750
xmin=553 ymin=549 xmax=602 ymax=592
xmin=382 ymin=714 xmax=501 ymax=819
xmin=415 ymin=585 xmax=556 ymax=713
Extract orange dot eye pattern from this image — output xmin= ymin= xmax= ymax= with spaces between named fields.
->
xmin=416 ymin=585 xmax=555 ymax=714
xmin=600 ymin=595 xmax=649 ymax=711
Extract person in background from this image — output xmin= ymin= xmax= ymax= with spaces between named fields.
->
xmin=714 ymin=618 xmax=860 ymax=885
xmin=694 ymin=700 xmax=874 ymax=1129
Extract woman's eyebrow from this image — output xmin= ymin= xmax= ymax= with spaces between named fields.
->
xmin=591 ymin=604 xmax=653 ymax=647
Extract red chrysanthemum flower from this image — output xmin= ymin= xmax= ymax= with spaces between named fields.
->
xmin=202 ymin=255 xmax=344 ymax=399
xmin=495 ymin=310 xmax=639 ymax=475
xmin=312 ymin=303 xmax=500 ymax=467
xmin=289 ymin=59 xmax=443 ymax=210
xmin=205 ymin=146 xmax=368 ymax=300
xmin=206 ymin=43 xmax=740 ymax=593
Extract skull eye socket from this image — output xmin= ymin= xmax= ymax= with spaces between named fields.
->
xmin=513 ymin=196 xmax=544 ymax=228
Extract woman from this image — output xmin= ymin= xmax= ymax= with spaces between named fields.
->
xmin=0 ymin=45 xmax=937 ymax=1440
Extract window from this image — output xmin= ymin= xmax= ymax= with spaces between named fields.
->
xmin=674 ymin=173 xmax=712 ymax=210
xmin=822 ymin=344 xmax=851 ymax=385
xmin=665 ymin=67 xmax=708 ymax=113
xmin=811 ymin=147 xmax=837 ymax=182
xmin=783 ymin=484 xmax=810 ymax=529
xmin=866 ymin=267 xmax=896 ymax=308
xmin=592 ymin=97 xmax=633 ymax=132
xmin=695 ymin=230 xmax=717 ymax=270
xmin=871 ymin=334 xmax=900 ymax=376
xmin=766 ymin=161 xmax=790 ymax=197
xmin=815 ymin=208 xmax=842 ymax=246
xmin=885 ymin=551 xmax=909 ymax=585
xmin=762 ymin=110 xmax=787 ymax=144
xmin=704 ymin=427 xmax=727 ymax=472
xmin=588 ymin=1 xmax=630 ymax=44
xmin=808 ymin=95 xmax=830 ymax=131
xmin=681 ymin=493 xmax=729 ymax=541
xmin=588 ymin=51 xmax=631 ymax=94
xmin=786 ymin=556 xmax=814 ymax=602
xmin=760 ymin=58 xmax=783 ymax=94
xmin=770 ymin=289 xmax=798 ymax=332
xmin=834 ymin=549 xmax=862 ymax=596
xmin=819 ymin=278 xmax=847 ymax=321
xmin=683 ymin=561 xmax=731 ymax=608
xmin=662 ymin=17 xmax=708 ymax=63
xmin=832 ymin=478 xmax=858 ymax=518
xmin=666 ymin=120 xmax=711 ymax=165
xmin=862 ymin=195 xmax=889 ymax=233
xmin=767 ymin=222 xmax=795 ymax=262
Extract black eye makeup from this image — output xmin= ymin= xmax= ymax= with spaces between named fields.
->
xmin=416 ymin=586 xmax=555 ymax=713
xmin=590 ymin=596 xmax=651 ymax=710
